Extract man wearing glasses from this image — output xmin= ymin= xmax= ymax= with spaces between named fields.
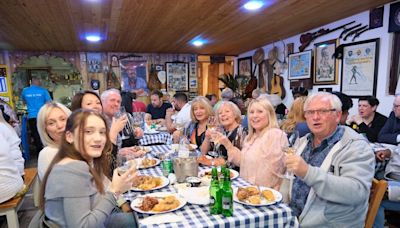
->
xmin=284 ymin=92 xmax=375 ymax=227
xmin=377 ymin=94 xmax=400 ymax=145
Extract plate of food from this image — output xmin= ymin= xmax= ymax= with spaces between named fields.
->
xmin=144 ymin=129 xmax=159 ymax=134
xmin=131 ymin=175 xmax=169 ymax=191
xmin=133 ymin=157 xmax=160 ymax=169
xmin=233 ymin=186 xmax=282 ymax=206
xmin=131 ymin=192 xmax=186 ymax=214
xmin=199 ymin=167 xmax=239 ymax=181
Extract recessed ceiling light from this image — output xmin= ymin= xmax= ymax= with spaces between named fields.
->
xmin=243 ymin=1 xmax=264 ymax=10
xmin=86 ymin=35 xmax=101 ymax=42
xmin=192 ymin=40 xmax=204 ymax=47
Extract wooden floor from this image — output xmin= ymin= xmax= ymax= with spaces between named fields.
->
xmin=0 ymin=155 xmax=39 ymax=228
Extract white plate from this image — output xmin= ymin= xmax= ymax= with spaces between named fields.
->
xmin=144 ymin=130 xmax=159 ymax=134
xmin=130 ymin=192 xmax=187 ymax=214
xmin=139 ymin=146 xmax=152 ymax=153
xmin=134 ymin=157 xmax=160 ymax=169
xmin=233 ymin=186 xmax=282 ymax=206
xmin=130 ymin=176 xmax=169 ymax=191
xmin=199 ymin=168 xmax=239 ymax=180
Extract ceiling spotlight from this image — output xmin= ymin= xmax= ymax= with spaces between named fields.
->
xmin=243 ymin=1 xmax=264 ymax=10
xmin=192 ymin=40 xmax=204 ymax=47
xmin=86 ymin=35 xmax=101 ymax=42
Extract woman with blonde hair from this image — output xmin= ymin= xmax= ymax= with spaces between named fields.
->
xmin=225 ymin=97 xmax=287 ymax=189
xmin=37 ymin=102 xmax=71 ymax=180
xmin=173 ymin=96 xmax=213 ymax=148
xmin=280 ymin=96 xmax=307 ymax=133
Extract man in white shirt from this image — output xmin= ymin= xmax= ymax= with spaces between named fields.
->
xmin=165 ymin=92 xmax=191 ymax=132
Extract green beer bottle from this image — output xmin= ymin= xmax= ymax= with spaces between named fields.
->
xmin=209 ymin=167 xmax=222 ymax=214
xmin=221 ymin=168 xmax=233 ymax=217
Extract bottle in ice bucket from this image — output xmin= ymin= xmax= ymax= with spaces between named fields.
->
xmin=209 ymin=167 xmax=222 ymax=214
xmin=221 ymin=168 xmax=233 ymax=217
xmin=161 ymin=153 xmax=173 ymax=177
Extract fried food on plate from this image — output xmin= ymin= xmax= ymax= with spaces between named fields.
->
xmin=248 ymin=195 xmax=261 ymax=204
xmin=132 ymin=175 xmax=162 ymax=190
xmin=246 ymin=186 xmax=260 ymax=196
xmin=262 ymin=189 xmax=275 ymax=201
xmin=152 ymin=196 xmax=180 ymax=212
xmin=237 ymin=187 xmax=249 ymax=201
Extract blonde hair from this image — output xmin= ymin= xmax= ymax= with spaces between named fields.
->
xmin=280 ymin=97 xmax=306 ymax=133
xmin=37 ymin=102 xmax=71 ymax=147
xmin=246 ymin=97 xmax=278 ymax=141
xmin=190 ymin=96 xmax=213 ymax=122
xmin=216 ymin=101 xmax=242 ymax=124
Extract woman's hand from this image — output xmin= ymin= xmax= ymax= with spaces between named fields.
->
xmin=172 ymin=130 xmax=182 ymax=143
xmin=109 ymin=115 xmax=128 ymax=143
xmin=110 ymin=166 xmax=136 ymax=194
xmin=212 ymin=131 xmax=230 ymax=147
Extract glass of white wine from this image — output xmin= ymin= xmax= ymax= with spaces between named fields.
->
xmin=281 ymin=130 xmax=299 ymax=179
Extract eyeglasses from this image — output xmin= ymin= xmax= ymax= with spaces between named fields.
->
xmin=304 ymin=109 xmax=336 ymax=116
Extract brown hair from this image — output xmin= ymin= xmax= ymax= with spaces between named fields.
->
xmin=39 ymin=109 xmax=112 ymax=210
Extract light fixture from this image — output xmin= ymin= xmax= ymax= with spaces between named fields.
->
xmin=85 ymin=35 xmax=101 ymax=42
xmin=190 ymin=37 xmax=207 ymax=47
xmin=243 ymin=1 xmax=264 ymax=10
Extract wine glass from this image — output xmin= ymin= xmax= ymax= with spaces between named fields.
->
xmin=281 ymin=130 xmax=300 ymax=179
xmin=207 ymin=115 xmax=219 ymax=158
xmin=115 ymin=106 xmax=127 ymax=119
xmin=116 ymin=153 xmax=136 ymax=176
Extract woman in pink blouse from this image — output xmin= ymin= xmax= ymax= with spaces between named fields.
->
xmin=223 ymin=97 xmax=287 ymax=189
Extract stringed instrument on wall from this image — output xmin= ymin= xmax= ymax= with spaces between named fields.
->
xmin=270 ymin=74 xmax=286 ymax=99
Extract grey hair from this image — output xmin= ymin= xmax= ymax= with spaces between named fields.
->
xmin=221 ymin=88 xmax=234 ymax=100
xmin=304 ymin=92 xmax=342 ymax=111
xmin=100 ymin=88 xmax=121 ymax=102
xmin=216 ymin=101 xmax=242 ymax=124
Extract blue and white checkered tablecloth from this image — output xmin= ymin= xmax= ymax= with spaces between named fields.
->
xmin=139 ymin=132 xmax=173 ymax=146
xmin=124 ymin=145 xmax=299 ymax=228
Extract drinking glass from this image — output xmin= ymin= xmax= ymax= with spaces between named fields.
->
xmin=208 ymin=125 xmax=225 ymax=158
xmin=281 ymin=130 xmax=300 ymax=179
xmin=115 ymin=106 xmax=127 ymax=119
xmin=116 ymin=153 xmax=137 ymax=176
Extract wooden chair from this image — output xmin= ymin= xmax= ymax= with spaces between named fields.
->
xmin=0 ymin=168 xmax=38 ymax=228
xmin=365 ymin=178 xmax=388 ymax=228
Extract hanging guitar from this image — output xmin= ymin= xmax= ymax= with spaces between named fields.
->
xmin=270 ymin=73 xmax=286 ymax=99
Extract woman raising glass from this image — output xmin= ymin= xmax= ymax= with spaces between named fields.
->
xmin=40 ymin=109 xmax=138 ymax=227
xmin=199 ymin=101 xmax=248 ymax=169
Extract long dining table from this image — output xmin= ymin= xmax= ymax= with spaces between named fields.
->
xmin=124 ymin=145 xmax=299 ymax=228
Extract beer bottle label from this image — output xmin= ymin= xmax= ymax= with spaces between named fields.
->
xmin=210 ymin=196 xmax=215 ymax=205
xmin=222 ymin=197 xmax=231 ymax=209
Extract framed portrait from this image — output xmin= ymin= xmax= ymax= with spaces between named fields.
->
xmin=165 ymin=62 xmax=189 ymax=92
xmin=288 ymin=50 xmax=312 ymax=80
xmin=237 ymin=57 xmax=252 ymax=77
xmin=340 ymin=38 xmax=379 ymax=98
xmin=313 ymin=39 xmax=338 ymax=85
xmin=120 ymin=59 xmax=149 ymax=96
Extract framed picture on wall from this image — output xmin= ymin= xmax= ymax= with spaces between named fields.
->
xmin=120 ymin=59 xmax=150 ymax=96
xmin=165 ymin=62 xmax=189 ymax=92
xmin=340 ymin=38 xmax=379 ymax=98
xmin=314 ymin=39 xmax=338 ymax=85
xmin=288 ymin=50 xmax=312 ymax=80
xmin=237 ymin=57 xmax=252 ymax=77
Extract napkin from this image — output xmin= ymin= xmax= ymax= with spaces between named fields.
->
xmin=178 ymin=186 xmax=210 ymax=205
xmin=140 ymin=213 xmax=184 ymax=225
